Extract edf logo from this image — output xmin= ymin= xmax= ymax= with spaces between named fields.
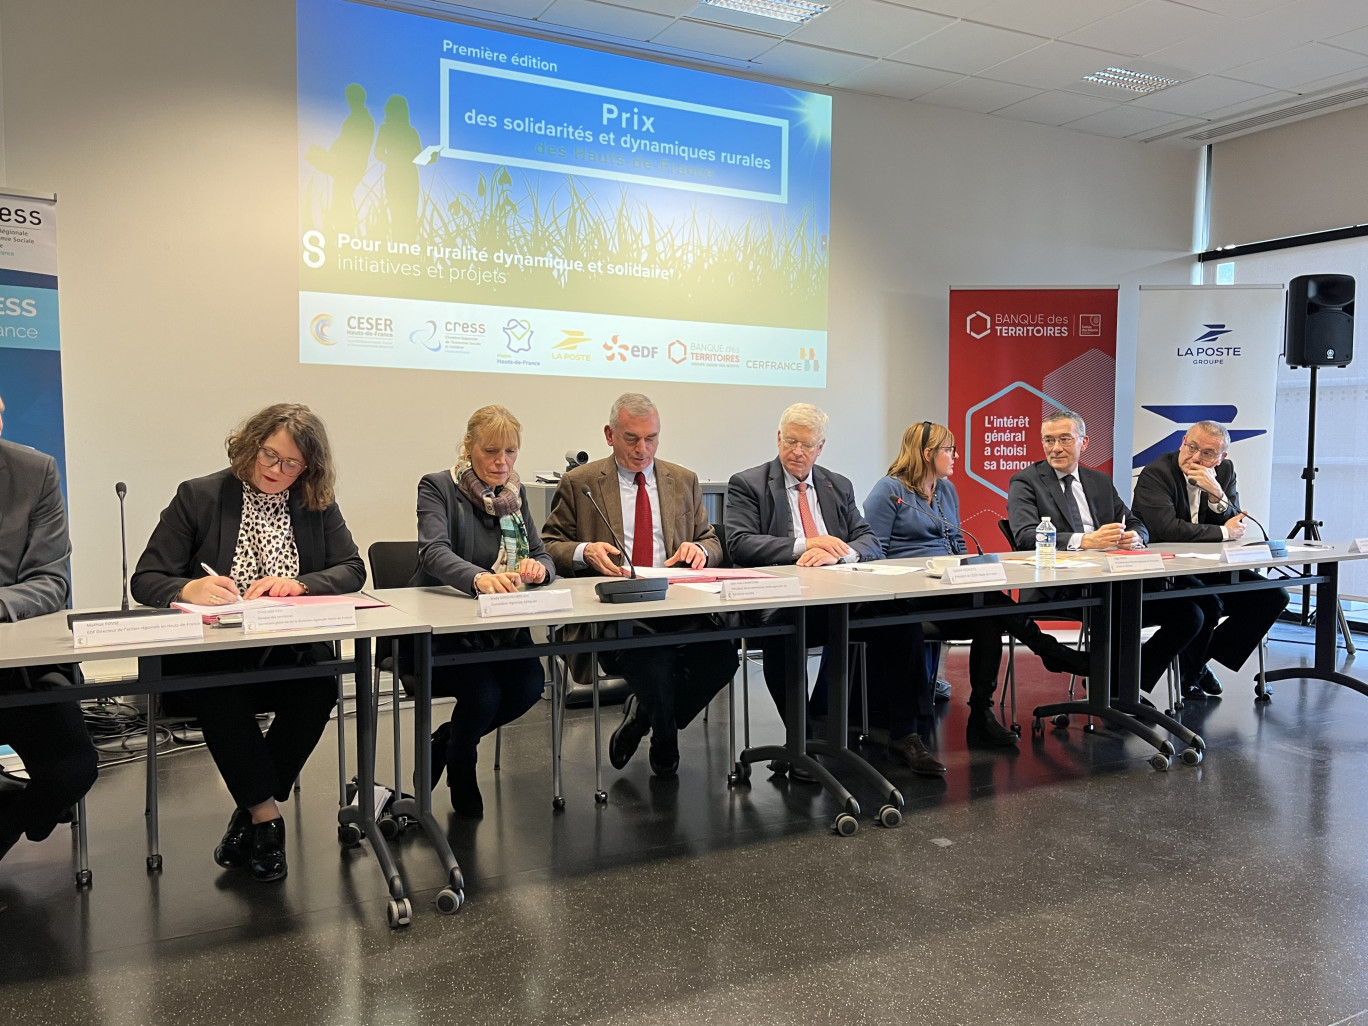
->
xmin=967 ymin=311 xmax=992 ymax=339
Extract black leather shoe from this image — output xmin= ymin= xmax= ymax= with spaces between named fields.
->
xmin=934 ymin=678 xmax=952 ymax=702
xmin=248 ymin=818 xmax=287 ymax=882
xmin=1040 ymin=639 xmax=1090 ymax=678
xmin=887 ymin=734 xmax=948 ymax=776
xmin=1190 ymin=666 xmax=1223 ymax=696
xmin=765 ymin=759 xmax=817 ymax=783
xmin=213 ymin=808 xmax=253 ymax=869
xmin=966 ymin=710 xmax=1019 ymax=748
xmin=609 ymin=694 xmax=650 ymax=770
xmin=648 ymin=736 xmax=679 ymax=778
xmin=428 ymin=721 xmax=451 ymax=790
xmin=448 ymin=762 xmax=484 ymax=818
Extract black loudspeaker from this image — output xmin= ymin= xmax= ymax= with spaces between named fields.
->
xmin=1285 ymin=273 xmax=1354 ymax=369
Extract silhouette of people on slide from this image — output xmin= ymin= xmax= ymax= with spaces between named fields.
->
xmin=374 ymin=94 xmax=422 ymax=242
xmin=305 ymin=83 xmax=374 ymax=236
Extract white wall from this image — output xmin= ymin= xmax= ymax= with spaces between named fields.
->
xmin=0 ymin=0 xmax=1199 ymax=604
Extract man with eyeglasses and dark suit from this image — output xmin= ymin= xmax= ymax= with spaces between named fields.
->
xmin=1132 ymin=419 xmax=1288 ymax=698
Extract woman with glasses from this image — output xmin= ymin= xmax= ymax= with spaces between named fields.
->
xmin=864 ymin=422 xmax=1089 ymax=754
xmin=132 ymin=403 xmax=365 ymax=882
xmin=409 ymin=405 xmax=554 ymax=817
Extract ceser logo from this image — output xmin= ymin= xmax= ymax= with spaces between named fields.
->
xmin=310 ymin=314 xmax=335 ymax=346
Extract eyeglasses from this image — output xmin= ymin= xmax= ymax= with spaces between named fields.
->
xmin=1182 ymin=440 xmax=1224 ymax=463
xmin=1041 ymin=435 xmax=1078 ymax=448
xmin=934 ymin=446 xmax=958 ymax=457
xmin=780 ymin=436 xmax=822 ymax=453
xmin=257 ymin=446 xmax=307 ymax=477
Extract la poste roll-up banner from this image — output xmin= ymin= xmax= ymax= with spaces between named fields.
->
xmin=0 ymin=191 xmax=64 ymax=483
xmin=948 ymin=287 xmax=1119 ymax=550
xmin=1132 ymin=285 xmax=1283 ymax=530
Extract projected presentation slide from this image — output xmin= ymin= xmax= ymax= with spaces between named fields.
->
xmin=296 ymin=0 xmax=830 ymax=387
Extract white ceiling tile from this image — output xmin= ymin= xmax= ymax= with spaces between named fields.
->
xmin=788 ymin=0 xmax=954 ymax=59
xmin=1063 ymin=0 xmax=1228 ymax=58
xmin=1328 ymin=25 xmax=1368 ymax=57
xmin=1288 ymin=66 xmax=1368 ymax=96
xmin=830 ymin=60 xmax=963 ymax=99
xmin=1061 ymin=102 xmax=1198 ymax=137
xmin=753 ymin=40 xmax=879 ymax=84
xmin=614 ymin=0 xmax=695 ymax=13
xmin=967 ymin=0 xmax=1144 ymax=38
xmin=650 ymin=18 xmax=780 ymax=60
xmin=1170 ymin=0 xmax=1289 ymax=13
xmin=880 ymin=0 xmax=997 ymax=15
xmin=539 ymin=0 xmax=673 ymax=38
xmin=441 ymin=0 xmax=555 ymax=16
xmin=1143 ymin=18 xmax=1316 ymax=76
xmin=1200 ymin=88 xmax=1298 ymax=120
xmin=916 ymin=76 xmax=1042 ymax=112
xmin=1224 ymin=42 xmax=1368 ymax=90
xmin=1128 ymin=115 xmax=1207 ymax=140
xmin=1129 ymin=74 xmax=1284 ymax=114
xmin=992 ymin=90 xmax=1118 ymax=125
xmin=887 ymin=22 xmax=1047 ymax=74
xmin=978 ymin=40 xmax=1131 ymax=90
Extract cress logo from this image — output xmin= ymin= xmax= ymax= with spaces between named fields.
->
xmin=966 ymin=311 xmax=991 ymax=339
xmin=310 ymin=314 xmax=335 ymax=346
xmin=409 ymin=320 xmax=442 ymax=352
xmin=668 ymin=339 xmax=687 ymax=364
xmin=502 ymin=318 xmax=534 ymax=353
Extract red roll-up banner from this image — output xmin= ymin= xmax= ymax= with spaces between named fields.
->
xmin=947 ymin=287 xmax=1118 ymax=550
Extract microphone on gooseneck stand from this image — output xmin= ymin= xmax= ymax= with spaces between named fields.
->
xmin=1186 ymin=476 xmax=1285 ymax=557
xmin=903 ymin=494 xmax=999 ymax=564
xmin=579 ymin=486 xmax=668 ymax=603
xmin=116 ymin=481 xmax=131 ymax=610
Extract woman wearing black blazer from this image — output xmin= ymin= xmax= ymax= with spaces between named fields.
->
xmin=410 ymin=404 xmax=555 ymax=817
xmin=132 ymin=403 xmax=365 ymax=882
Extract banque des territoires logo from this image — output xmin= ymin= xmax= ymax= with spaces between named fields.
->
xmin=310 ymin=314 xmax=335 ymax=346
xmin=966 ymin=311 xmax=991 ymax=339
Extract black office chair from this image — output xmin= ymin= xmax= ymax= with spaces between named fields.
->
xmin=365 ymin=541 xmax=422 ymax=840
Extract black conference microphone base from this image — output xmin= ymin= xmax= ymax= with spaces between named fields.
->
xmin=595 ymin=577 xmax=669 ymax=603
xmin=964 ymin=553 xmax=1000 ymax=566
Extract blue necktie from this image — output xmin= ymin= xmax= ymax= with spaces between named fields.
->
xmin=1061 ymin=474 xmax=1085 ymax=532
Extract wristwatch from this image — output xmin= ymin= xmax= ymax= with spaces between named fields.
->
xmin=1210 ymin=494 xmax=1230 ymax=515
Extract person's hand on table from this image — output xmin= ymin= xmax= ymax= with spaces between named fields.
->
xmin=584 ymin=542 xmax=629 ymax=577
xmin=475 ymin=571 xmax=523 ymax=594
xmin=1225 ymin=512 xmax=1248 ymax=540
xmin=664 ymin=542 xmax=707 ymax=569
xmin=516 ymin=558 xmax=546 ymax=585
xmin=180 ymin=575 xmax=240 ymax=605
xmin=797 ymin=547 xmax=839 ymax=567
xmin=244 ymin=576 xmax=307 ymax=600
xmin=1116 ymin=530 xmax=1142 ymax=549
xmin=805 ymin=534 xmax=852 ymax=559
xmin=1081 ymin=523 xmax=1125 ymax=549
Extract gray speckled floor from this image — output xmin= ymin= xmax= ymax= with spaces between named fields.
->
xmin=4 ymin=626 xmax=1368 ymax=1026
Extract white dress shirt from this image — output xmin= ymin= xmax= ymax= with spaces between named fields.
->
xmin=783 ymin=469 xmax=858 ymax=562
xmin=573 ymin=461 xmax=667 ymax=569
xmin=1053 ymin=468 xmax=1095 ymax=551
xmin=1187 ymin=480 xmax=1232 ymax=540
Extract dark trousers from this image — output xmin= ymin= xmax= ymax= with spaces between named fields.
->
xmin=432 ymin=656 xmax=544 ymax=768
xmin=162 ymin=646 xmax=339 ymax=811
xmin=1137 ymin=595 xmax=1206 ymax=693
xmin=0 ymin=688 xmax=98 ymax=851
xmin=599 ymin=618 xmax=738 ymax=744
xmin=1177 ymin=572 xmax=1289 ymax=682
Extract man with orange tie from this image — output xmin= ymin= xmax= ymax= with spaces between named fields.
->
xmin=541 ymin=393 xmax=737 ymax=777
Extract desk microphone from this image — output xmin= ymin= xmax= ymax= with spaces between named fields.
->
xmin=900 ymin=494 xmax=999 ymax=565
xmin=579 ymin=486 xmax=667 ymax=603
xmin=116 ymin=481 xmax=131 ymax=610
xmin=1186 ymin=477 xmax=1285 ymax=557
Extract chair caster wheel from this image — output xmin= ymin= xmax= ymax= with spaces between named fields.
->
xmin=76 ymin=869 xmax=93 ymax=889
xmin=378 ymin=813 xmax=399 ymax=840
xmin=435 ymin=887 xmax=464 ymax=914
xmin=594 ymin=790 xmax=607 ymax=804
xmin=146 ymin=854 xmax=162 ymax=873
xmin=833 ymin=812 xmax=859 ymax=837
xmin=878 ymin=805 xmax=902 ymax=828
xmin=1032 ymin=717 xmax=1044 ymax=737
xmin=727 ymin=761 xmax=752 ymax=787
xmin=857 ymin=733 xmax=871 ymax=745
xmin=386 ymin=897 xmax=412 ymax=928
xmin=1051 ymin=714 xmax=1069 ymax=728
xmin=552 ymin=796 xmax=565 ymax=810
xmin=337 ymin=823 xmax=362 ymax=846
xmin=1149 ymin=753 xmax=1170 ymax=772
xmin=1010 ymin=722 xmax=1022 ymax=736
xmin=1181 ymin=747 xmax=1203 ymax=765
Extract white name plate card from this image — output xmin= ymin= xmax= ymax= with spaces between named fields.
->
xmin=242 ymin=601 xmax=357 ymax=634
xmin=1105 ymin=553 xmax=1168 ymax=573
xmin=72 ymin=613 xmax=204 ymax=649
xmin=1350 ymin=538 xmax=1368 ymax=554
xmin=720 ymin=576 xmax=802 ymax=601
xmin=477 ymin=589 xmax=574 ymax=618
xmin=1221 ymin=544 xmax=1272 ymax=564
xmin=941 ymin=563 xmax=1008 ymax=587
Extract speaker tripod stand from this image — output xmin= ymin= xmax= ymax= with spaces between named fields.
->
xmin=1287 ymin=363 xmax=1356 ymax=655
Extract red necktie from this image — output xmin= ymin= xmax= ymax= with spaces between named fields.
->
xmin=632 ymin=471 xmax=654 ymax=568
xmin=796 ymin=482 xmax=819 ymax=539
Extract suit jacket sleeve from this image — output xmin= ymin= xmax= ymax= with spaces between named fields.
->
xmin=835 ymin=479 xmax=883 ymax=561
xmin=297 ymin=502 xmax=366 ymax=596
xmin=1132 ymin=461 xmax=1221 ymax=543
xmin=1006 ymin=471 xmax=1044 ymax=550
xmin=0 ymin=455 xmax=71 ymax=622
xmin=415 ymin=473 xmax=481 ymax=594
xmin=132 ymin=477 xmax=205 ymax=608
xmin=539 ymin=476 xmax=584 ymax=577
xmin=723 ymin=469 xmax=797 ymax=566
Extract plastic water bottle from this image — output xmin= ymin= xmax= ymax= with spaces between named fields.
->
xmin=1035 ymin=516 xmax=1057 ymax=569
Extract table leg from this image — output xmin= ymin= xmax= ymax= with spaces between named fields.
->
xmin=550 ymin=627 xmax=566 ymax=810
xmin=139 ymin=656 xmax=163 ymax=873
xmin=1264 ymin=560 xmax=1368 ymax=695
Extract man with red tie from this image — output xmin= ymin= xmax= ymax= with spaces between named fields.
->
xmin=541 ymin=393 xmax=737 ymax=777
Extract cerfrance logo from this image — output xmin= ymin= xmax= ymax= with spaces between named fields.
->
xmin=409 ymin=321 xmax=442 ymax=353
xmin=800 ymin=347 xmax=820 ymax=372
xmin=502 ymin=319 xmax=533 ymax=353
xmin=966 ymin=311 xmax=992 ymax=339
xmin=604 ymin=335 xmax=629 ymax=362
xmin=668 ymin=339 xmax=687 ymax=364
xmin=310 ymin=314 xmax=335 ymax=346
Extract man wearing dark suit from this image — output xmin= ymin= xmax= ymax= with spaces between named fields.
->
xmin=541 ymin=393 xmax=737 ymax=778
xmin=0 ymin=394 xmax=98 ymax=863
xmin=725 ymin=404 xmax=944 ymax=777
xmin=1007 ymin=409 xmax=1203 ymax=697
xmin=1132 ymin=419 xmax=1288 ymax=697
